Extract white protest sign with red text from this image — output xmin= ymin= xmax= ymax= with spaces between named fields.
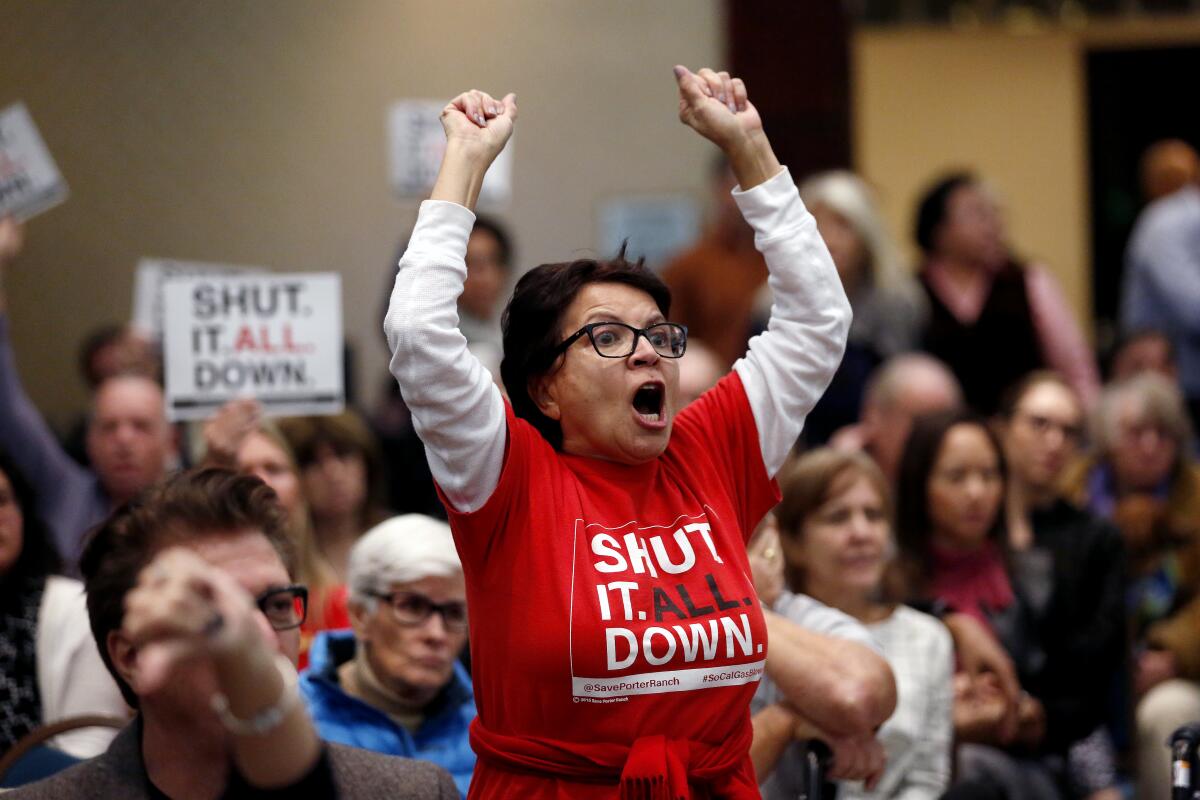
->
xmin=162 ymin=272 xmax=343 ymax=421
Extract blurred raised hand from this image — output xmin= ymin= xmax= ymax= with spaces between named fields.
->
xmin=202 ymin=397 xmax=263 ymax=467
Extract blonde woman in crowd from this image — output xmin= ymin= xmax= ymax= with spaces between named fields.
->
xmin=757 ymin=449 xmax=953 ymax=799
xmin=202 ymin=399 xmax=346 ymax=667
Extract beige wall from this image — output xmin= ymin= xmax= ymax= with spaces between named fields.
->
xmin=0 ymin=1 xmax=722 ymax=428
xmin=853 ymin=18 xmax=1200 ymax=340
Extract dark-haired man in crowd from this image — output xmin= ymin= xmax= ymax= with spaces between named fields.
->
xmin=7 ymin=468 xmax=456 ymax=799
xmin=0 ymin=217 xmax=176 ymax=573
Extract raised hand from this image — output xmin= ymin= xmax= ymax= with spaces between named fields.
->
xmin=674 ymin=66 xmax=762 ymax=149
xmin=0 ymin=216 xmax=23 ymax=268
xmin=431 ymin=89 xmax=517 ymax=210
xmin=441 ymin=89 xmax=517 ymax=162
xmin=673 ymin=66 xmax=779 ymax=191
xmin=122 ymin=547 xmax=272 ymax=694
xmin=747 ymin=516 xmax=785 ymax=608
xmin=202 ymin=397 xmax=262 ymax=467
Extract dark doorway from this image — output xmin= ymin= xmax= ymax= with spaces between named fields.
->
xmin=1086 ymin=44 xmax=1200 ymax=351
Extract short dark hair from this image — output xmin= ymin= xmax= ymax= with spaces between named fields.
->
xmin=80 ymin=468 xmax=294 ymax=707
xmin=892 ymin=409 xmax=1008 ymax=596
xmin=78 ymin=324 xmax=128 ymax=388
xmin=472 ymin=215 xmax=513 ymax=271
xmin=1104 ymin=327 xmax=1177 ymax=381
xmin=914 ymin=171 xmax=976 ymax=255
xmin=499 ymin=246 xmax=671 ymax=450
xmin=997 ymin=369 xmax=1077 ymax=421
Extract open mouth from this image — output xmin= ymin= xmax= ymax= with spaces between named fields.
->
xmin=632 ymin=382 xmax=666 ymax=424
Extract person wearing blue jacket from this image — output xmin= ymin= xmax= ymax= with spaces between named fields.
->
xmin=299 ymin=514 xmax=476 ymax=797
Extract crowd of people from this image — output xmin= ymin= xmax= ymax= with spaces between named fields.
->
xmin=0 ymin=64 xmax=1196 ymax=800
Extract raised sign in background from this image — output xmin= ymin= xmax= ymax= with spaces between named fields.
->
xmin=162 ymin=272 xmax=343 ymax=421
xmin=0 ymin=102 xmax=68 ymax=221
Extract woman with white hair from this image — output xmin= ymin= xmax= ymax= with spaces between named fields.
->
xmin=299 ymin=514 xmax=476 ymax=798
xmin=756 ymin=171 xmax=927 ymax=444
xmin=1062 ymin=373 xmax=1200 ymax=800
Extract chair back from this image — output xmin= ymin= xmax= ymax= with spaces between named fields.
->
xmin=0 ymin=715 xmax=126 ymax=788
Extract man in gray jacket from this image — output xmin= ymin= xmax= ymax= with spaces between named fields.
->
xmin=7 ymin=468 xmax=456 ymax=799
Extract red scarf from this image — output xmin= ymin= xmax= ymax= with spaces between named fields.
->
xmin=928 ymin=540 xmax=1014 ymax=634
xmin=469 ymin=717 xmax=760 ymax=799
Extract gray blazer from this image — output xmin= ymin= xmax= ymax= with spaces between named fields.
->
xmin=5 ymin=720 xmax=458 ymax=799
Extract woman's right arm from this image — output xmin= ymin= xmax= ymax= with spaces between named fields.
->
xmin=383 ymin=91 xmax=516 ymax=514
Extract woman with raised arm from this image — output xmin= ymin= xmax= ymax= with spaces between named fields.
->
xmin=384 ymin=67 xmax=851 ymax=798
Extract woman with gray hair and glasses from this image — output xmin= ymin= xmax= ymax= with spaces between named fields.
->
xmin=1062 ymin=372 xmax=1200 ymax=800
xmin=299 ymin=514 xmax=475 ymax=798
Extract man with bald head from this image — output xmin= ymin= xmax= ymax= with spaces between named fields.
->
xmin=830 ymin=353 xmax=963 ymax=483
xmin=0 ymin=218 xmax=177 ymax=572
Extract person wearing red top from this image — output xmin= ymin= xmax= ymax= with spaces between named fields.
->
xmin=384 ymin=68 xmax=851 ymax=798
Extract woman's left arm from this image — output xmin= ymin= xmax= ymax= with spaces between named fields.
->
xmin=674 ymin=66 xmax=852 ymax=477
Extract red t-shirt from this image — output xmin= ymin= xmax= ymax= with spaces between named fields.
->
xmin=445 ymin=372 xmax=779 ymax=798
xmin=298 ymin=584 xmax=351 ymax=671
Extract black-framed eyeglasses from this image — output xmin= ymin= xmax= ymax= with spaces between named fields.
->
xmin=368 ymin=590 xmax=468 ymax=632
xmin=255 ymin=585 xmax=308 ymax=632
xmin=553 ymin=322 xmax=687 ymax=359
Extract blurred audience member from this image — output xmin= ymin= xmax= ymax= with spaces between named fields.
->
xmin=202 ymin=399 xmax=346 ymax=667
xmin=895 ymin=410 xmax=1075 ymax=799
xmin=372 ymin=382 xmax=447 ymax=521
xmin=0 ymin=451 xmax=127 ymax=759
xmin=663 ymin=158 xmax=766 ymax=366
xmin=1106 ymin=328 xmax=1178 ymax=385
xmin=458 ymin=215 xmax=512 ymax=377
xmin=997 ymin=373 xmax=1125 ymax=800
xmin=767 ymin=449 xmax=953 ymax=799
xmin=913 ymin=173 xmax=1098 ymax=414
xmin=784 ymin=171 xmax=927 ymax=445
xmin=301 ymin=514 xmax=475 ymax=797
xmin=76 ymin=324 xmax=161 ymax=391
xmin=0 ymin=218 xmax=178 ymax=574
xmin=749 ymin=516 xmax=896 ymax=796
xmin=1062 ymin=374 xmax=1200 ymax=800
xmin=1139 ymin=139 xmax=1199 ymax=202
xmin=5 ymin=468 xmax=454 ymax=798
xmin=63 ymin=324 xmax=163 ymax=467
xmin=677 ymin=337 xmax=723 ymax=406
xmin=372 ymin=217 xmax=514 ymax=521
xmin=830 ymin=353 xmax=962 ymax=484
xmin=281 ymin=411 xmax=391 ymax=582
xmin=1120 ymin=161 xmax=1200 ymax=431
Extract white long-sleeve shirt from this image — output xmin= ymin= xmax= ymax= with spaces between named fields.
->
xmin=384 ymin=166 xmax=851 ymax=513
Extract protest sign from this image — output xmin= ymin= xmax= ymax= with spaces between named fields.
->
xmin=132 ymin=258 xmax=264 ymax=341
xmin=387 ymin=99 xmax=513 ymax=204
xmin=598 ymin=195 xmax=699 ymax=272
xmin=0 ymin=102 xmax=68 ymax=221
xmin=161 ymin=272 xmax=343 ymax=421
